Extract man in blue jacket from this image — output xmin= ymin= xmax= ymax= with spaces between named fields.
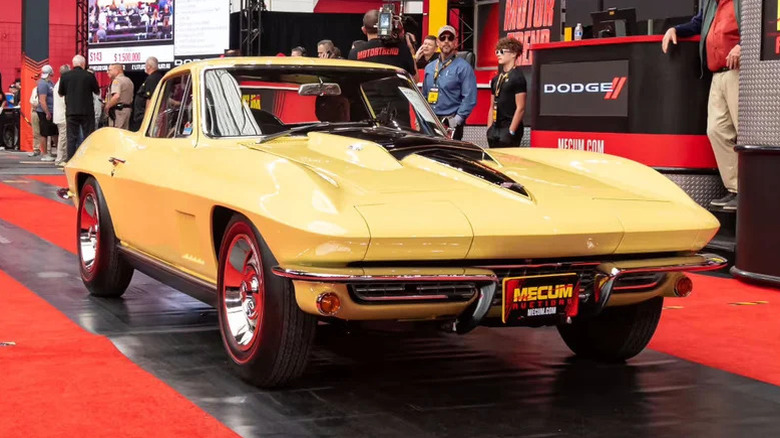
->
xmin=423 ymin=25 xmax=477 ymax=141
xmin=662 ymin=0 xmax=741 ymax=211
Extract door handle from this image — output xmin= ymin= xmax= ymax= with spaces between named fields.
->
xmin=108 ymin=157 xmax=126 ymax=166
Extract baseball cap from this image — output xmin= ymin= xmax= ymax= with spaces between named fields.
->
xmin=40 ymin=65 xmax=53 ymax=79
xmin=437 ymin=25 xmax=457 ymax=38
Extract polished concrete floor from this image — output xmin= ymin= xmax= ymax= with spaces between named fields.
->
xmin=2 ymin=151 xmax=780 ymax=437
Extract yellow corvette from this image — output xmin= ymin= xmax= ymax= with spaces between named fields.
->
xmin=62 ymin=57 xmax=726 ymax=388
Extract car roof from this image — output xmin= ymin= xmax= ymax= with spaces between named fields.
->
xmin=165 ymin=56 xmax=403 ymax=78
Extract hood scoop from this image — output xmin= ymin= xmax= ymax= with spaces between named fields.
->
xmin=412 ymin=147 xmax=530 ymax=198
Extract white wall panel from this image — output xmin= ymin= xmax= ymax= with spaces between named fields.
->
xmin=267 ymin=0 xmax=316 ymax=12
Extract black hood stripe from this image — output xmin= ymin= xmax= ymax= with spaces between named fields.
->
xmin=413 ymin=148 xmax=530 ymax=198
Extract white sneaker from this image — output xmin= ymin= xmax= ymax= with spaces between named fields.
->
xmin=41 ymin=156 xmax=55 ymax=162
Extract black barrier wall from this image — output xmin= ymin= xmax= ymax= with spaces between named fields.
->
xmin=731 ymin=0 xmax=780 ymax=286
xmin=531 ymin=38 xmax=709 ymax=135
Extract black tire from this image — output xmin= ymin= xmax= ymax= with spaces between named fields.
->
xmin=557 ymin=297 xmax=663 ymax=362
xmin=77 ymin=177 xmax=134 ymax=297
xmin=216 ymin=214 xmax=317 ymax=388
xmin=2 ymin=124 xmax=17 ymax=149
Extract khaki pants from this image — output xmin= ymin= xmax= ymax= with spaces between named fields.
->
xmin=55 ymin=122 xmax=67 ymax=163
xmin=110 ymin=108 xmax=132 ymax=130
xmin=707 ymin=69 xmax=739 ymax=193
xmin=31 ymin=111 xmax=42 ymax=152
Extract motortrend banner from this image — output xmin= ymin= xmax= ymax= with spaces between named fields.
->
xmin=499 ymin=0 xmax=561 ymax=67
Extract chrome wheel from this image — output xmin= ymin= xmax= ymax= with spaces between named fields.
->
xmin=79 ymin=193 xmax=100 ymax=272
xmin=223 ymin=233 xmax=264 ymax=351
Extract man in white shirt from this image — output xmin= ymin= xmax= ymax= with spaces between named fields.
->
xmin=53 ymin=64 xmax=70 ymax=166
xmin=28 ymin=85 xmax=42 ymax=156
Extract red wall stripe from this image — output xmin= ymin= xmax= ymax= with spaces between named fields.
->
xmin=531 ymin=130 xmax=718 ymax=169
xmin=313 ymin=0 xmax=384 ymax=14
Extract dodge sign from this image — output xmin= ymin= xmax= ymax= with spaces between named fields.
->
xmin=539 ymin=60 xmax=629 ymax=117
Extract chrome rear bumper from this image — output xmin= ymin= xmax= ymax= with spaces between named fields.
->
xmin=589 ymin=253 xmax=727 ymax=315
xmin=273 ymin=254 xmax=726 ymax=285
xmin=273 ymin=253 xmax=728 ymax=328
xmin=272 ymin=266 xmax=498 ymax=283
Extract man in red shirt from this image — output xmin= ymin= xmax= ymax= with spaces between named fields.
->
xmin=662 ymin=0 xmax=741 ymax=211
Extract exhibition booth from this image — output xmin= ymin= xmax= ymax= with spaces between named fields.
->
xmin=528 ymin=36 xmax=732 ymax=249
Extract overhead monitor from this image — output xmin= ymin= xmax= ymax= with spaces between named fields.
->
xmin=591 ymin=8 xmax=638 ymax=38
xmin=87 ymin=0 xmax=230 ymax=71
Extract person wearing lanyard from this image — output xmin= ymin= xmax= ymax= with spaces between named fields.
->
xmin=487 ymin=37 xmax=527 ymax=148
xmin=422 ymin=25 xmax=477 ymax=141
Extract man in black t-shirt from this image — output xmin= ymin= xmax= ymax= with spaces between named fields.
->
xmin=487 ymin=37 xmax=527 ymax=148
xmin=59 ymin=55 xmax=100 ymax=159
xmin=348 ymin=10 xmax=416 ymax=77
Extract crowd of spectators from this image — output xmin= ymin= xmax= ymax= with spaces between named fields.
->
xmin=287 ymin=9 xmax=526 ymax=145
xmin=8 ymin=6 xmax=529 ymax=159
xmin=90 ymin=0 xmax=173 ymax=44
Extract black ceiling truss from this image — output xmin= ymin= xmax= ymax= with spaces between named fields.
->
xmin=76 ymin=0 xmax=89 ymax=57
xmin=240 ymin=0 xmax=267 ymax=56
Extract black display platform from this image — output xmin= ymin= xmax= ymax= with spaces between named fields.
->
xmin=732 ymin=145 xmax=780 ymax=287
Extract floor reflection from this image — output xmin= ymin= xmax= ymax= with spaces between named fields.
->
xmin=1 ymin=212 xmax=779 ymax=437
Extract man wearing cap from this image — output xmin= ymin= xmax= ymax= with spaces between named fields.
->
xmin=422 ymin=25 xmax=477 ymax=141
xmin=105 ymin=63 xmax=134 ymax=130
xmin=35 ymin=65 xmax=57 ymax=161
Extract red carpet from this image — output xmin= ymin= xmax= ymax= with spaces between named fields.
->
xmin=24 ymin=174 xmax=69 ymax=187
xmin=0 ymin=269 xmax=239 ymax=438
xmin=650 ymin=273 xmax=780 ymax=386
xmin=1 ymin=179 xmax=779 ymax=426
xmin=0 ymin=182 xmax=76 ymax=253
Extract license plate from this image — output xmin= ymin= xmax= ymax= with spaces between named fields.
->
xmin=502 ymin=273 xmax=580 ymax=323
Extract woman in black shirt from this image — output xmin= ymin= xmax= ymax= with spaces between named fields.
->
xmin=486 ymin=37 xmax=527 ymax=148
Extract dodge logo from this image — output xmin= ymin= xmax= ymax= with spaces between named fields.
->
xmin=604 ymin=76 xmax=628 ymax=100
xmin=543 ymin=76 xmax=628 ymax=100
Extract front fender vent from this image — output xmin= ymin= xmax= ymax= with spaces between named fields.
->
xmin=349 ymin=282 xmax=479 ymax=304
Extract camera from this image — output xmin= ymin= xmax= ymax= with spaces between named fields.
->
xmin=377 ymin=4 xmax=403 ymax=41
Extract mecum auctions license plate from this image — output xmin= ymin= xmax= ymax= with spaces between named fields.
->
xmin=502 ymin=273 xmax=580 ymax=323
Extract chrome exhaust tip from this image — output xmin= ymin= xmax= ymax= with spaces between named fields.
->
xmin=674 ymin=274 xmax=694 ymax=297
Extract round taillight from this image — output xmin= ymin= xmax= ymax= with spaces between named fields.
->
xmin=316 ymin=292 xmax=341 ymax=315
xmin=674 ymin=275 xmax=693 ymax=297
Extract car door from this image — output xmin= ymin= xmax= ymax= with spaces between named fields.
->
xmin=109 ymin=72 xmax=197 ymax=266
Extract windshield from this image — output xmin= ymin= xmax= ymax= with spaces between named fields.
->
xmin=202 ymin=66 xmax=447 ymax=138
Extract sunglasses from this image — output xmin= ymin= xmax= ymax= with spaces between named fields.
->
xmin=439 ymin=34 xmax=456 ymax=42
xmin=495 ymin=49 xmax=515 ymax=55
